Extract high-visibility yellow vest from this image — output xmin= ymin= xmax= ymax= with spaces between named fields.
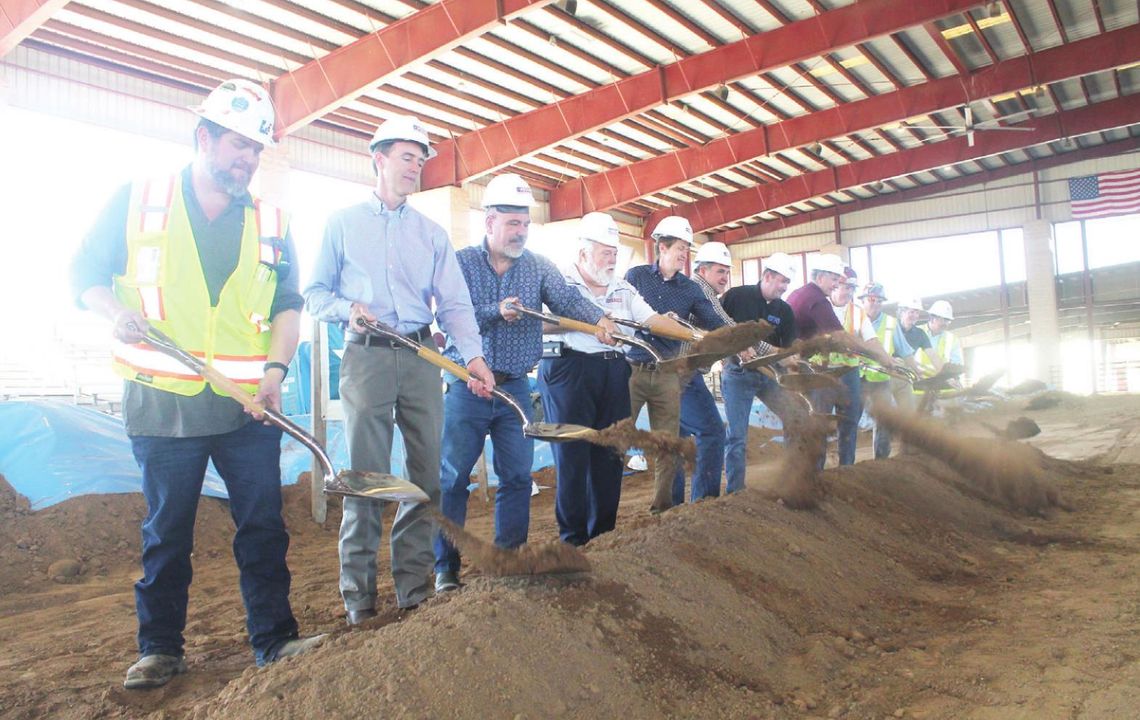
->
xmin=111 ymin=174 xmax=286 ymax=396
xmin=916 ymin=330 xmax=958 ymax=375
xmin=861 ymin=313 xmax=896 ymax=382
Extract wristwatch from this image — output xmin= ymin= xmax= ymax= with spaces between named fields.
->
xmin=264 ymin=361 xmax=290 ymax=378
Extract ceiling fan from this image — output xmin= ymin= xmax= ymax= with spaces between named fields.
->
xmin=900 ymin=106 xmax=1037 ymax=147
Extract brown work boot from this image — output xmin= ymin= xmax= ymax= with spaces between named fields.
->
xmin=123 ymin=654 xmax=187 ymax=690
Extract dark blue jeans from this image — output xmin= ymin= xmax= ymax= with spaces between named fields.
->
xmin=722 ymin=364 xmax=787 ymax=493
xmin=130 ymin=421 xmax=297 ymax=667
xmin=672 ymin=373 xmax=725 ymax=504
xmin=435 ymin=377 xmax=534 ymax=574
xmin=813 ymin=368 xmax=864 ymax=468
xmin=538 ymin=354 xmax=630 ymax=545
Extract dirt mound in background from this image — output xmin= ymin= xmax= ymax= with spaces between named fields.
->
xmin=191 ymin=452 xmax=1055 ymax=720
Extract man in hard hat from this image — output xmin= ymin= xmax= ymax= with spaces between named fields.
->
xmin=434 ymin=174 xmax=618 ymax=590
xmin=921 ymin=300 xmax=963 ymax=372
xmin=624 ymin=215 xmax=726 ymax=515
xmin=538 ymin=212 xmax=690 ymax=544
xmin=305 ymin=116 xmax=494 ymax=624
xmin=670 ymin=240 xmax=736 ymax=504
xmin=894 ymin=297 xmax=936 ymax=377
xmin=720 ymin=252 xmax=799 ymax=493
xmin=857 ymin=283 xmax=904 ymax=459
xmin=786 ymin=253 xmax=847 ymax=341
xmin=823 ymin=269 xmax=896 ymax=466
xmin=71 ymin=79 xmax=322 ymax=688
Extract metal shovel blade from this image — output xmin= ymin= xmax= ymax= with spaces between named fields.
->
xmin=740 ymin=349 xmax=797 ymax=370
xmin=324 ymin=470 xmax=430 ymax=503
xmin=523 ymin=421 xmax=599 ymax=443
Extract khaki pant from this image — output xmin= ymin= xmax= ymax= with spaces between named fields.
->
xmin=629 ymin=365 xmax=681 ymax=514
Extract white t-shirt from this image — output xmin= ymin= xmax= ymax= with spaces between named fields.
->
xmin=552 ymin=263 xmax=657 ymax=354
xmin=833 ymin=301 xmax=877 ymax=341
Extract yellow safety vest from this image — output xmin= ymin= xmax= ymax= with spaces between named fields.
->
xmin=916 ymin=330 xmax=958 ymax=375
xmin=111 ymin=174 xmax=286 ymax=396
xmin=861 ymin=313 xmax=896 ymax=383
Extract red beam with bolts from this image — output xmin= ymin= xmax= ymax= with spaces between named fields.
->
xmin=715 ymin=135 xmax=1140 ymax=243
xmin=645 ymin=93 xmax=1140 ymax=237
xmin=1 ymin=0 xmax=69 ymax=55
xmin=422 ymin=0 xmax=986 ymax=190
xmin=272 ymin=0 xmax=555 ymax=138
xmin=551 ymin=24 xmax=1140 ymax=220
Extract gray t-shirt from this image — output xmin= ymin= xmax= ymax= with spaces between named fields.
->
xmin=70 ymin=166 xmax=303 ymax=437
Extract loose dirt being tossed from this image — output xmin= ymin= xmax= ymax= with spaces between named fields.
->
xmin=433 ymin=511 xmax=590 ymax=576
xmin=690 ymin=321 xmax=773 ymax=357
xmin=591 ymin=417 xmax=697 ymax=471
xmin=1 ymin=394 xmax=1139 ymax=719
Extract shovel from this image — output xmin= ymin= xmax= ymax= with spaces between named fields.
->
xmin=611 ymin=316 xmax=701 ymax=343
xmin=506 ymin=304 xmax=662 ymax=361
xmin=354 ymin=319 xmax=606 ymax=443
xmin=137 ymin=326 xmax=429 ymax=502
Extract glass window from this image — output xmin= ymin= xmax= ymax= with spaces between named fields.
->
xmin=999 ymin=227 xmax=1026 ymax=284
xmin=849 ymin=246 xmax=870 ymax=286
xmin=742 ymin=258 xmax=761 ymax=286
xmin=865 ymin=231 xmax=1000 ymax=300
xmin=1052 ymin=221 xmax=1084 ymax=275
xmin=1084 ymin=213 xmax=1140 ymax=270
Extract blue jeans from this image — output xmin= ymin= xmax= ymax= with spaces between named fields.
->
xmin=863 ymin=379 xmax=893 ymax=459
xmin=538 ymin=355 xmax=630 ymax=545
xmin=814 ymin=369 xmax=863 ymax=467
xmin=130 ymin=421 xmax=297 ymax=667
xmin=721 ymin=364 xmax=788 ymax=493
xmin=672 ymin=373 xmax=725 ymax=504
xmin=435 ymin=377 xmax=534 ymax=574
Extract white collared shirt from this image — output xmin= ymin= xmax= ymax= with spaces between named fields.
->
xmin=552 ymin=263 xmax=657 ymax=354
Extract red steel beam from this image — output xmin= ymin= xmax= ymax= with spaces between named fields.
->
xmin=421 ymin=0 xmax=987 ymax=190
xmin=716 ymin=135 xmax=1140 ymax=243
xmin=551 ymin=24 xmax=1140 ymax=220
xmin=646 ymin=92 xmax=1140 ymax=237
xmin=1 ymin=0 xmax=68 ymax=55
xmin=271 ymin=0 xmax=555 ymax=138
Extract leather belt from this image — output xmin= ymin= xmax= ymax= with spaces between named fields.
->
xmin=346 ymin=325 xmax=432 ymax=348
xmin=561 ymin=348 xmax=624 ymax=360
xmin=492 ymin=372 xmax=521 ymax=385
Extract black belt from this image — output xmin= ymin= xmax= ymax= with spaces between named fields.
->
xmin=628 ymin=360 xmax=660 ymax=371
xmin=561 ymin=348 xmax=624 ymax=360
xmin=346 ymin=325 xmax=432 ymax=348
xmin=492 ymin=372 xmax=521 ymax=385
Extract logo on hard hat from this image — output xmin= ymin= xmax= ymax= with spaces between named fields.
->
xmin=231 ymin=97 xmax=249 ymax=112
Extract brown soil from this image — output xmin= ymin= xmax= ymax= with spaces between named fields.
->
xmin=592 ymin=417 xmax=697 ymax=471
xmin=433 ymin=510 xmax=590 ymax=576
xmin=2 ymin=395 xmax=1139 ymax=719
xmin=691 ymin=321 xmax=773 ymax=357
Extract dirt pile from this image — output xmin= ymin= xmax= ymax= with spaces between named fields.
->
xmin=872 ymin=404 xmax=1061 ymax=515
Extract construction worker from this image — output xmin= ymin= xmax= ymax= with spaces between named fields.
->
xmin=671 ymin=241 xmax=735 ymax=504
xmin=720 ymin=253 xmax=799 ymax=493
xmin=434 ymin=174 xmax=618 ymax=590
xmin=625 ymin=216 xmax=726 ymax=515
xmin=304 ymin=116 xmax=494 ymax=624
xmin=538 ymin=212 xmax=688 ymax=545
xmin=921 ymin=300 xmax=963 ymax=372
xmin=786 ymin=253 xmax=847 ymax=341
xmin=824 ymin=269 xmax=894 ymax=466
xmin=71 ymin=79 xmax=322 ymax=688
xmin=857 ymin=283 xmax=903 ymax=459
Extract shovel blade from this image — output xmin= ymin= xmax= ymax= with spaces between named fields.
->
xmin=523 ymin=422 xmax=599 ymax=443
xmin=324 ymin=471 xmax=430 ymax=503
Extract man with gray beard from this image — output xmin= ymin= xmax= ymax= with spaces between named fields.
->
xmin=538 ymin=212 xmax=689 ymax=545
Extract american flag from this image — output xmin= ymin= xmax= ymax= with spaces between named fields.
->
xmin=1068 ymin=169 xmax=1140 ymax=220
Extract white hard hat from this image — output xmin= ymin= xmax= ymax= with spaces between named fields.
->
xmin=897 ymin=297 xmax=925 ymax=312
xmin=811 ymin=253 xmax=846 ymax=277
xmin=482 ymin=173 xmax=536 ymax=209
xmin=762 ymin=252 xmax=798 ymax=281
xmin=650 ymin=215 xmax=694 ymax=244
xmin=579 ymin=212 xmax=620 ymax=247
xmin=191 ymin=79 xmax=276 ymax=147
xmin=694 ymin=241 xmax=731 ymax=266
xmin=927 ymin=300 xmax=954 ymax=320
xmin=369 ymin=115 xmax=437 ymax=158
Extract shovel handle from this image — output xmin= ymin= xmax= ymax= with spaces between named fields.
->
xmin=197 ymin=362 xmax=268 ymax=415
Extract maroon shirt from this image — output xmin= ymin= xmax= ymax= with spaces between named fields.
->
xmin=786 ymin=281 xmax=843 ymax=340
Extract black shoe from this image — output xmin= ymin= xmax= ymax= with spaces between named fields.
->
xmin=346 ymin=608 xmax=378 ymax=626
xmin=434 ymin=571 xmax=461 ymax=593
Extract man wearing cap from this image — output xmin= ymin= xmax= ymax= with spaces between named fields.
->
xmin=670 ymin=241 xmax=736 ymax=504
xmin=857 ymin=283 xmax=904 ymax=459
xmin=305 ymin=116 xmax=494 ymax=624
xmin=720 ymin=253 xmax=799 ymax=492
xmin=625 ymin=216 xmax=726 ymax=515
xmin=434 ymin=174 xmax=618 ymax=590
xmin=538 ymin=212 xmax=688 ymax=545
xmin=72 ymin=79 xmax=322 ymax=687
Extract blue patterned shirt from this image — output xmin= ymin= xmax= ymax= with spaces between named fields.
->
xmin=444 ymin=241 xmax=604 ymax=376
xmin=624 ymin=263 xmax=726 ymax=361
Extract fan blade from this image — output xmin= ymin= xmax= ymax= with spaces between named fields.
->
xmin=902 ymin=124 xmax=966 ymax=131
xmin=979 ymin=125 xmax=1037 ymax=132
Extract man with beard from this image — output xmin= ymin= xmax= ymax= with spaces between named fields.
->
xmin=670 ymin=241 xmax=735 ymax=504
xmin=304 ymin=116 xmax=493 ymax=624
xmin=720 ymin=253 xmax=799 ymax=492
xmin=625 ymin=216 xmax=726 ymax=515
xmin=71 ymin=80 xmax=322 ymax=688
xmin=434 ymin=175 xmax=618 ymax=591
xmin=538 ymin=212 xmax=689 ymax=545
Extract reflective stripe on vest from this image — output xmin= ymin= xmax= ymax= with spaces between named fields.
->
xmin=111 ymin=174 xmax=283 ymax=396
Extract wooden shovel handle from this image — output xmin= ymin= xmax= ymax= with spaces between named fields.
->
xmin=417 ymin=347 xmax=471 ymax=381
xmin=200 ymin=363 xmax=267 ymax=414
